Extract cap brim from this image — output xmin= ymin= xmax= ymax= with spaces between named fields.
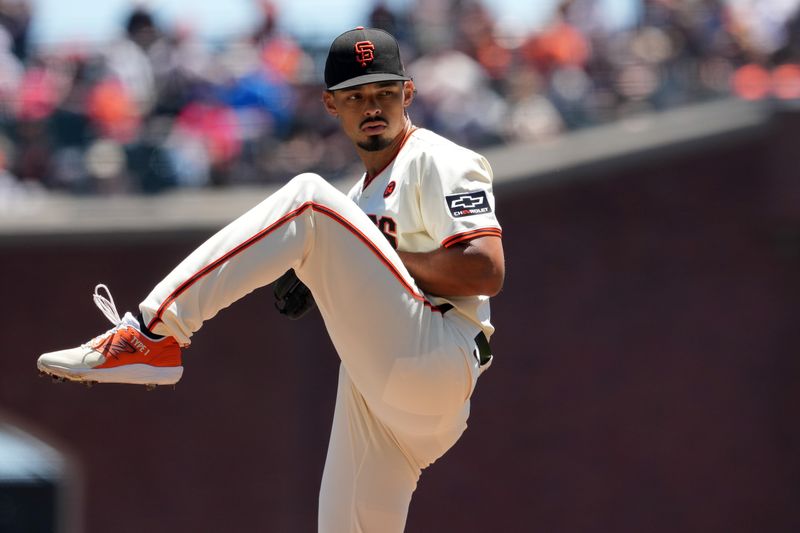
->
xmin=327 ymin=73 xmax=411 ymax=91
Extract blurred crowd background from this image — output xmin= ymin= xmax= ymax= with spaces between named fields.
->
xmin=1 ymin=0 xmax=800 ymax=198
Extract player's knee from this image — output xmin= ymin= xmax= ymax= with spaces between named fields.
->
xmin=288 ymin=172 xmax=325 ymax=191
xmin=287 ymin=172 xmax=338 ymax=202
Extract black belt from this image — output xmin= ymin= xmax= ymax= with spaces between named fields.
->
xmin=438 ymin=303 xmax=492 ymax=366
xmin=474 ymin=331 xmax=492 ymax=366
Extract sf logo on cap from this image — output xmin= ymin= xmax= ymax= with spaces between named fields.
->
xmin=355 ymin=41 xmax=375 ymax=67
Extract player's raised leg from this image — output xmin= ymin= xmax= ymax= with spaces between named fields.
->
xmin=38 ymin=173 xmax=477 ymax=421
xmin=35 ymin=173 xmax=322 ymax=387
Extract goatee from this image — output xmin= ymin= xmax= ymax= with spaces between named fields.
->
xmin=357 ymin=136 xmax=393 ymax=152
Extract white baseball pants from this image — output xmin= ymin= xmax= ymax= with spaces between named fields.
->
xmin=139 ymin=173 xmax=484 ymax=532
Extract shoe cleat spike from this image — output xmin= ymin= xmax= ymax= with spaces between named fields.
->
xmin=84 ymin=381 xmax=94 ymax=388
xmin=38 ymin=371 xmax=47 ymax=379
xmin=145 ymin=384 xmax=157 ymax=391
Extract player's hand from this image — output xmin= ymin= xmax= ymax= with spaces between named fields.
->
xmin=273 ymin=269 xmax=316 ymax=320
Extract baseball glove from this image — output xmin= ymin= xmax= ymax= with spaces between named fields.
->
xmin=273 ymin=269 xmax=316 ymax=320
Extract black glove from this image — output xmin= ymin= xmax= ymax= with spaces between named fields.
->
xmin=273 ymin=269 xmax=316 ymax=320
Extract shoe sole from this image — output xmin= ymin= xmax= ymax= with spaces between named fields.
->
xmin=37 ymin=362 xmax=183 ymax=386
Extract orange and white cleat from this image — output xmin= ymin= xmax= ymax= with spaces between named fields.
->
xmin=37 ymin=284 xmax=183 ymax=386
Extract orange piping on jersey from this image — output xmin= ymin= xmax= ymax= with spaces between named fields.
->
xmin=441 ymin=227 xmax=503 ymax=248
xmin=362 ymin=126 xmax=418 ymax=191
xmin=148 ymin=200 xmax=445 ymax=330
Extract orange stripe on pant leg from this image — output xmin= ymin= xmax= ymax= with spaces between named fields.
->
xmin=148 ymin=202 xmax=447 ymax=330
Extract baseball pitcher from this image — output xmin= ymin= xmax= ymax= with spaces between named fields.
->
xmin=38 ymin=27 xmax=505 ymax=532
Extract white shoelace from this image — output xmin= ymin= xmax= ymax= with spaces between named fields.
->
xmin=81 ymin=284 xmax=125 ymax=348
xmin=93 ymin=284 xmax=122 ymax=326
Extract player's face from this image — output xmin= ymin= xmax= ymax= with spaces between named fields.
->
xmin=323 ymin=81 xmax=415 ymax=152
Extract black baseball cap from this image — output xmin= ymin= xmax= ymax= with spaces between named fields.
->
xmin=324 ymin=27 xmax=411 ymax=91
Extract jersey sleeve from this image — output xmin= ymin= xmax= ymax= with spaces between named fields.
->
xmin=418 ymin=149 xmax=502 ymax=248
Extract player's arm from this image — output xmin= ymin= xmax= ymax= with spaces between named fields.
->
xmin=398 ymin=235 xmax=504 ymax=297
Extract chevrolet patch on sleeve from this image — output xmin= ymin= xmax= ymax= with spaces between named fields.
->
xmin=446 ymin=191 xmax=491 ymax=217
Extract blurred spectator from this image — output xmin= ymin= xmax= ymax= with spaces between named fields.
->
xmin=218 ymin=65 xmax=294 ymax=140
xmin=254 ymin=2 xmax=314 ymax=85
xmin=0 ymin=134 xmax=16 ymax=184
xmin=502 ymin=66 xmax=565 ymax=142
xmin=148 ymin=24 xmax=213 ymax=116
xmin=410 ymin=46 xmax=507 ymax=147
xmin=0 ymin=132 xmax=45 ymax=212
xmin=0 ymin=0 xmax=30 ymax=61
xmin=521 ymin=2 xmax=591 ymax=74
xmin=369 ymin=1 xmax=405 ymax=42
xmin=103 ymin=8 xmax=158 ymax=116
xmin=165 ymin=118 xmax=210 ymax=188
xmin=521 ymin=1 xmax=595 ymax=127
xmin=86 ymin=78 xmax=140 ymax=143
xmin=174 ymin=99 xmax=241 ymax=186
xmin=410 ymin=0 xmax=455 ymax=54
xmin=728 ymin=0 xmax=800 ymax=59
xmin=0 ymin=26 xmax=23 ymax=119
xmin=10 ymin=117 xmax=51 ymax=183
xmin=49 ymin=56 xmax=101 ymax=150
xmin=125 ymin=116 xmax=176 ymax=193
xmin=456 ymin=1 xmax=513 ymax=81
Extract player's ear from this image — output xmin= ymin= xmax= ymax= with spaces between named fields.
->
xmin=322 ymin=90 xmax=338 ymax=117
xmin=403 ymin=80 xmax=415 ymax=108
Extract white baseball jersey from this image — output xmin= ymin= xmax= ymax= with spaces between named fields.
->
xmin=347 ymin=127 xmax=502 ymax=338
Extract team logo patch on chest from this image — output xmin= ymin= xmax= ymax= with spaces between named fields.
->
xmin=446 ymin=191 xmax=491 ymax=217
xmin=383 ymin=181 xmax=396 ymax=198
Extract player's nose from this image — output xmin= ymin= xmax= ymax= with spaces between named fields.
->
xmin=362 ymin=94 xmax=382 ymax=116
